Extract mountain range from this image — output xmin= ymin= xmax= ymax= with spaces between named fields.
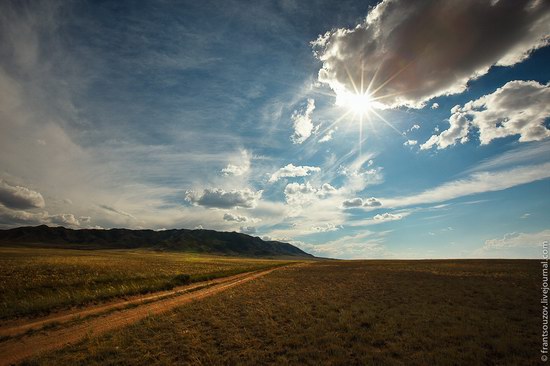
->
xmin=0 ymin=225 xmax=313 ymax=258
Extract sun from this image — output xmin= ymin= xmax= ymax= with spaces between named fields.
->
xmin=337 ymin=90 xmax=374 ymax=115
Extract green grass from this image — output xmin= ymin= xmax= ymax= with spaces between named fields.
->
xmin=0 ymin=247 xmax=292 ymax=319
xmin=27 ymin=259 xmax=541 ymax=365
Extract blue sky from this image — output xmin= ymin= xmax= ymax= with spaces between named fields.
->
xmin=0 ymin=0 xmax=549 ymax=258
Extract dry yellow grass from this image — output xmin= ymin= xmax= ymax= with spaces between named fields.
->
xmin=27 ymin=259 xmax=539 ymax=365
xmin=0 ymin=247 xmax=291 ymax=319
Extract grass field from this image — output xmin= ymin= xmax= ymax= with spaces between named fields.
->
xmin=0 ymin=247 xmax=292 ymax=319
xmin=25 ymin=259 xmax=540 ymax=365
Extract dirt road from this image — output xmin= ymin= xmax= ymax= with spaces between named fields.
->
xmin=0 ymin=264 xmax=295 ymax=365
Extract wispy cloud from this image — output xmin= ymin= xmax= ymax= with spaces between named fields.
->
xmin=472 ymin=229 xmax=550 ymax=258
xmin=292 ymin=231 xmax=389 ymax=259
xmin=484 ymin=230 xmax=550 ymax=249
xmin=98 ymin=205 xmax=136 ymax=220
xmin=382 ymin=162 xmax=550 ymax=208
xmin=465 ymin=141 xmax=550 ymax=173
xmin=291 ymin=99 xmax=317 ymax=144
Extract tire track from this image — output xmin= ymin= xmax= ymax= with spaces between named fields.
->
xmin=0 ymin=264 xmax=299 ymax=365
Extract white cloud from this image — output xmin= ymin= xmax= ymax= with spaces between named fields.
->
xmin=291 ymin=98 xmax=316 ymax=144
xmin=239 ymin=226 xmax=257 ymax=235
xmin=320 ymin=183 xmax=337 ymax=194
xmin=373 ymin=212 xmax=402 ymax=221
xmin=0 ymin=205 xmax=86 ymax=229
xmin=185 ymin=188 xmax=262 ymax=209
xmin=342 ymin=198 xmax=363 ymax=208
xmin=221 ymin=150 xmax=251 ymax=176
xmin=382 ymin=162 xmax=550 ymax=208
xmin=312 ymin=0 xmax=550 ymax=108
xmin=520 ymin=213 xmax=531 ymax=219
xmin=342 ymin=196 xmax=382 ymax=208
xmin=284 ymin=181 xmax=335 ymax=207
xmin=0 ymin=205 xmax=48 ymax=227
xmin=49 ymin=213 xmax=80 ymax=227
xmin=484 ymin=230 xmax=550 ymax=248
xmin=422 ymin=80 xmax=550 ymax=149
xmin=319 ymin=127 xmax=337 ymax=143
xmin=431 ymin=103 xmax=439 ymax=109
xmin=221 ymin=164 xmax=248 ymax=176
xmin=338 ymin=156 xmax=383 ymax=192
xmin=312 ymin=223 xmax=342 ymax=232
xmin=403 ymin=140 xmax=417 ymax=146
xmin=269 ymin=163 xmax=321 ymax=182
xmin=279 ymin=182 xmax=340 ymax=225
xmin=292 ymin=231 xmax=387 ymax=259
xmin=223 ymin=212 xmax=257 ymax=223
xmin=0 ymin=180 xmax=45 ymax=210
xmin=403 ymin=124 xmax=421 ymax=136
xmin=363 ymin=197 xmax=382 ymax=207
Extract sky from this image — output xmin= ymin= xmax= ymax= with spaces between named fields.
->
xmin=0 ymin=0 xmax=549 ymax=259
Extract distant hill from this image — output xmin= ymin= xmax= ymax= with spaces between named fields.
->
xmin=0 ymin=225 xmax=314 ymax=258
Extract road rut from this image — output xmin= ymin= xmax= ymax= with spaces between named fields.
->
xmin=0 ymin=264 xmax=294 ymax=365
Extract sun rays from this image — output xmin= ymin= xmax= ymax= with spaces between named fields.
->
xmin=336 ymin=90 xmax=374 ymax=115
xmin=323 ymin=63 xmax=407 ymax=154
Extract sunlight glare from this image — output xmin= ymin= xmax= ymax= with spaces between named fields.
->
xmin=337 ymin=90 xmax=374 ymax=115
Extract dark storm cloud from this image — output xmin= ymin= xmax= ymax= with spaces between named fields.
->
xmin=0 ymin=180 xmax=45 ymax=210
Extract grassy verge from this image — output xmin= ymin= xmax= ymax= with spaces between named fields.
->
xmin=0 ymin=247 xmax=295 ymax=319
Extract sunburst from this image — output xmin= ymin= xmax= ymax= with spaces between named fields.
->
xmin=328 ymin=62 xmax=410 ymax=154
xmin=336 ymin=90 xmax=374 ymax=115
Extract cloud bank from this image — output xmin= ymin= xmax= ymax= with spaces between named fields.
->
xmin=0 ymin=180 xmax=45 ymax=210
xmin=0 ymin=205 xmax=87 ymax=228
xmin=313 ymin=0 xmax=550 ymax=108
